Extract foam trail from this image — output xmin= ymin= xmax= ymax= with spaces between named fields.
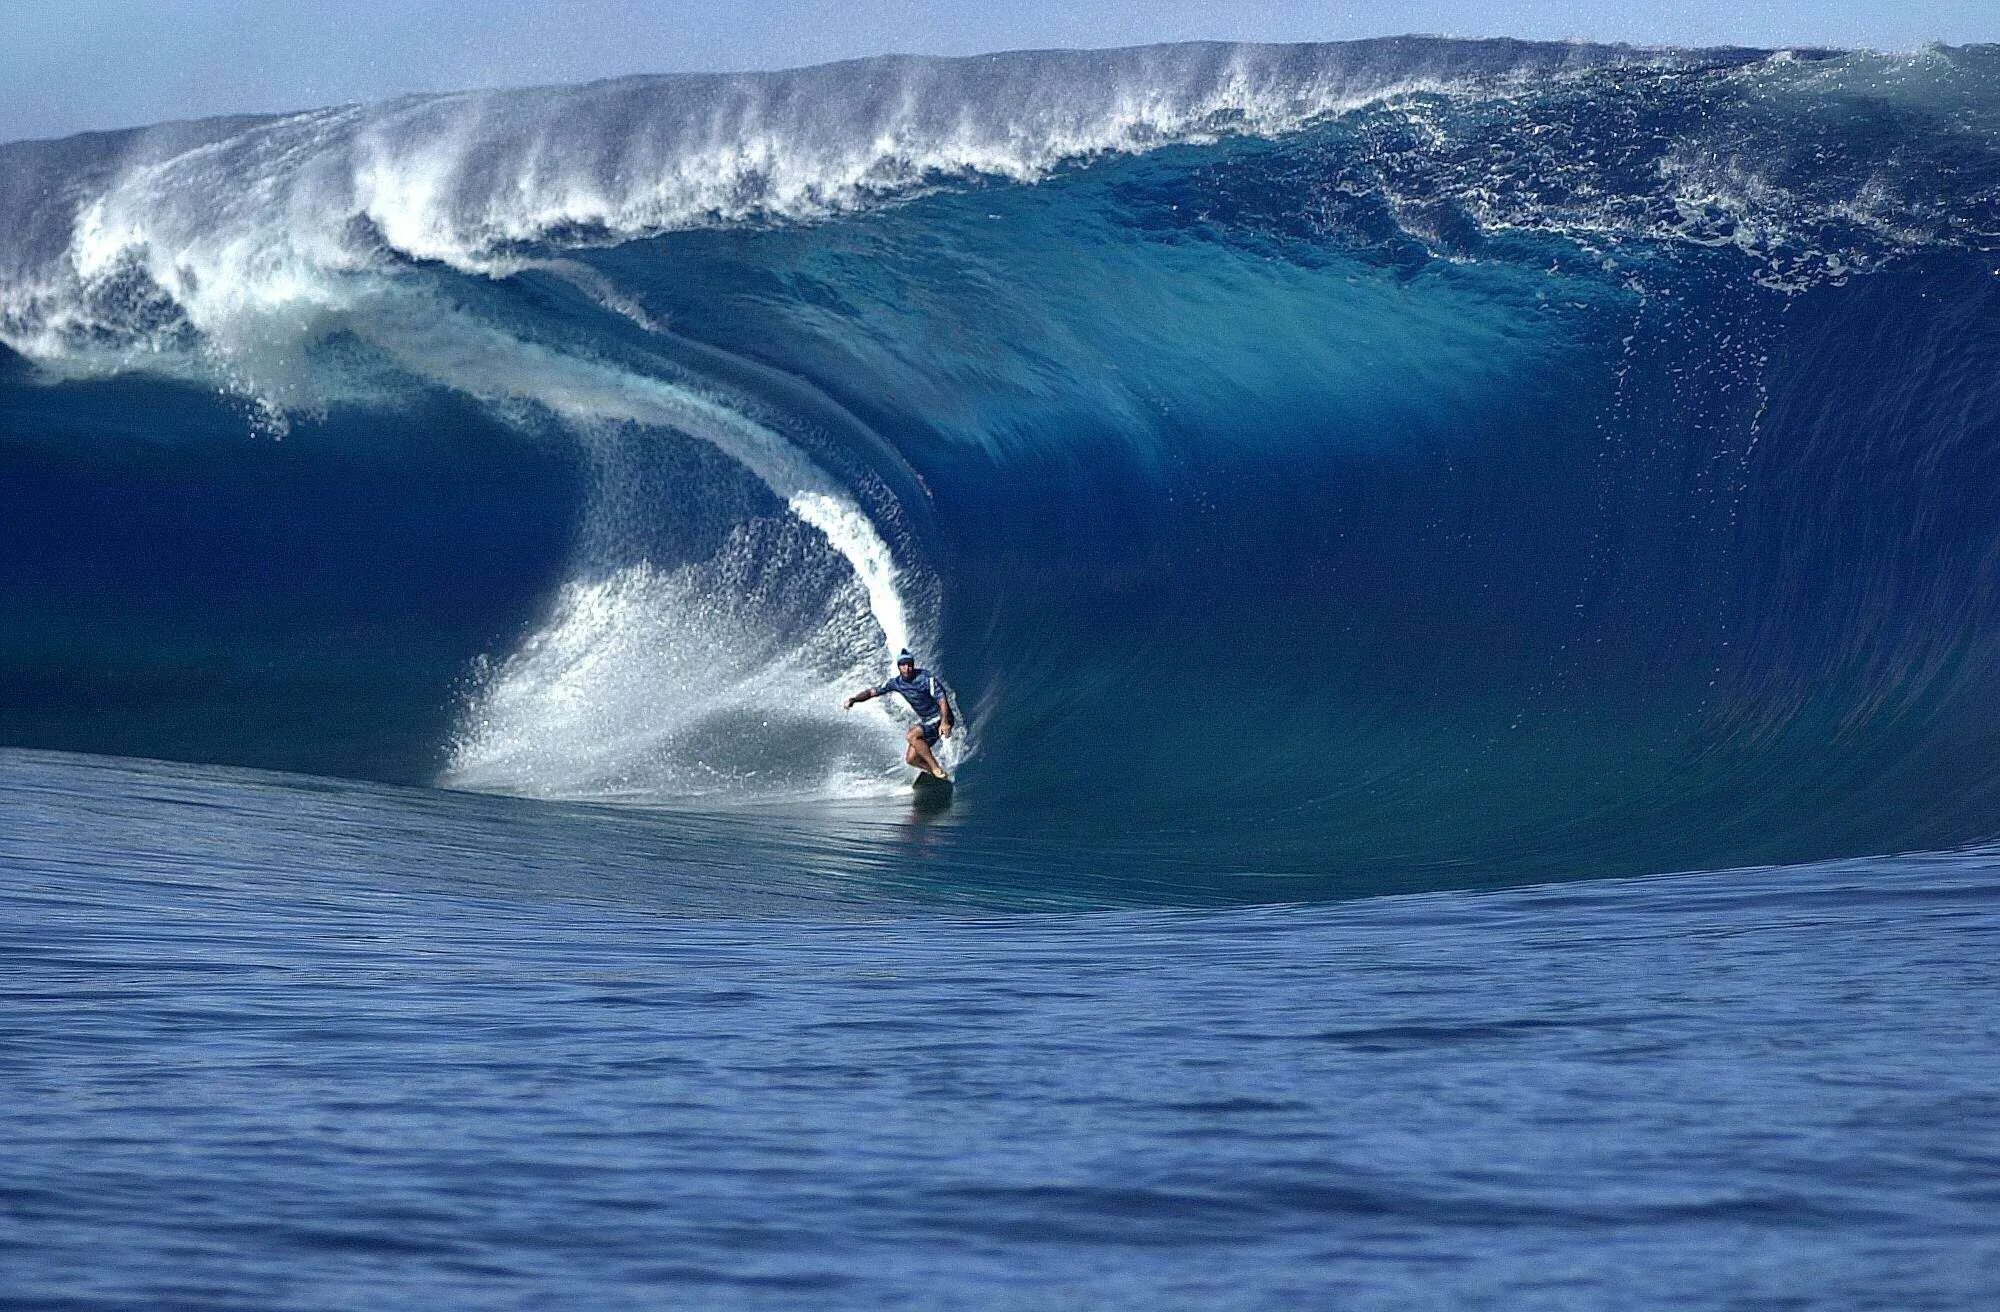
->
xmin=442 ymin=529 xmax=910 ymax=803
xmin=324 ymin=305 xmax=922 ymax=802
xmin=357 ymin=310 xmax=908 ymax=655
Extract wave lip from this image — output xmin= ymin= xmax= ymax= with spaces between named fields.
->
xmin=0 ymin=38 xmax=1755 ymax=367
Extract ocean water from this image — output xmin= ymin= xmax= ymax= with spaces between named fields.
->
xmin=5 ymin=750 xmax=1999 ymax=1308
xmin=5 ymin=35 xmax=2000 ymax=1308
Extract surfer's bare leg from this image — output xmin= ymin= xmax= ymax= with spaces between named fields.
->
xmin=906 ymin=725 xmax=948 ymax=779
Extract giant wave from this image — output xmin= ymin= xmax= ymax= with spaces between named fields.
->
xmin=4 ymin=37 xmax=2000 ymax=890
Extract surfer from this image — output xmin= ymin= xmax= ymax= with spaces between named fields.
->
xmin=842 ymin=649 xmax=954 ymax=779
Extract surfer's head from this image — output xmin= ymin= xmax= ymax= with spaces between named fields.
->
xmin=896 ymin=649 xmax=917 ymax=674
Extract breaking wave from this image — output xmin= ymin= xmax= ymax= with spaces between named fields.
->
xmin=4 ymin=37 xmax=2000 ymax=880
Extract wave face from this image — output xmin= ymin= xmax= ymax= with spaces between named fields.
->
xmin=5 ymin=38 xmax=2000 ymax=886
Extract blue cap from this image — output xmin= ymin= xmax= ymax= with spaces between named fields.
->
xmin=896 ymin=649 xmax=916 ymax=665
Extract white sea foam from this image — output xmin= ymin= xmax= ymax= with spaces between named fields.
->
xmin=335 ymin=302 xmax=925 ymax=803
xmin=441 ymin=525 xmax=913 ymax=804
xmin=0 ymin=40 xmax=1661 ymax=373
xmin=1 ymin=38 xmax=1975 ymax=385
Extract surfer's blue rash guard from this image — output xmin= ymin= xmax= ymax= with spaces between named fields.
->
xmin=877 ymin=668 xmax=947 ymax=724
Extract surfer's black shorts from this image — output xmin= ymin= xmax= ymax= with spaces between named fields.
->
xmin=916 ymin=720 xmax=941 ymax=746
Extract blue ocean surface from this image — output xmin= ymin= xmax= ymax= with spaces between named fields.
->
xmin=5 ymin=749 xmax=2000 ymax=1309
xmin=5 ymin=34 xmax=2000 ymax=1308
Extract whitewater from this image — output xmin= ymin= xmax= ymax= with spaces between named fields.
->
xmin=4 ymin=36 xmax=2000 ymax=1310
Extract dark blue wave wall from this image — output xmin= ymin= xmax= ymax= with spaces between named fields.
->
xmin=0 ymin=377 xmax=581 ymax=779
xmin=4 ymin=41 xmax=1999 ymax=882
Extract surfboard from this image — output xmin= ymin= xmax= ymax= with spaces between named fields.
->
xmin=911 ymin=772 xmax=954 ymax=803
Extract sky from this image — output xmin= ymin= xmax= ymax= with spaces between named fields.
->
xmin=4 ymin=0 xmax=1996 ymax=143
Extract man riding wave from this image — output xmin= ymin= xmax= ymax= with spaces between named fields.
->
xmin=842 ymin=649 xmax=954 ymax=780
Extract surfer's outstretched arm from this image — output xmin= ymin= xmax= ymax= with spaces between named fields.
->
xmin=841 ymin=688 xmax=880 ymax=710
